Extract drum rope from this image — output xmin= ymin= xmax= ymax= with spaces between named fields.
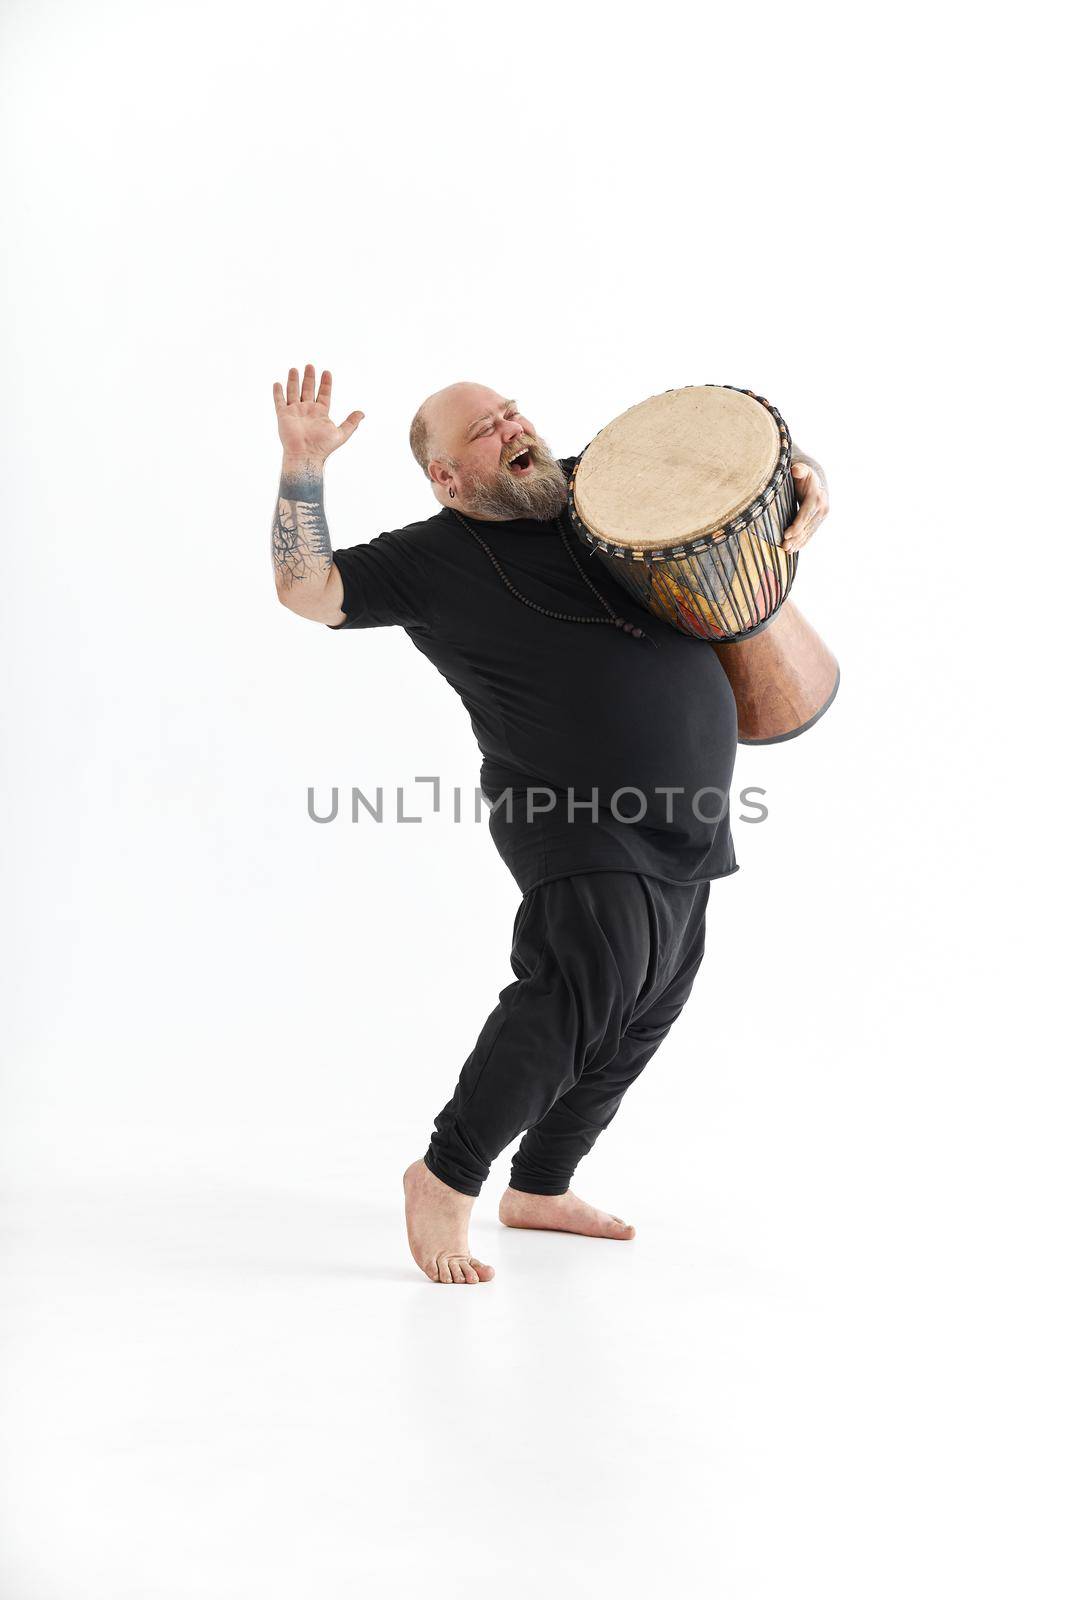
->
xmin=448 ymin=508 xmax=655 ymax=645
xmin=563 ymin=385 xmax=798 ymax=641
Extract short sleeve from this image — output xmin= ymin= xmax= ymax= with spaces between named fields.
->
xmin=328 ymin=530 xmax=433 ymax=631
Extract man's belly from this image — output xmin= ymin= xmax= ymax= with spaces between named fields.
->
xmin=482 ymin=641 xmax=739 ymax=819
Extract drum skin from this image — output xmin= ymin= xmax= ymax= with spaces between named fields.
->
xmin=568 ymin=385 xmax=840 ymax=744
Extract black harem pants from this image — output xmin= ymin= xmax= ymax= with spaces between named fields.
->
xmin=424 ymin=870 xmax=710 ymax=1197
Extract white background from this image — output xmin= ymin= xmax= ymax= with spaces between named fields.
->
xmin=2 ymin=1 xmax=1063 ymax=1596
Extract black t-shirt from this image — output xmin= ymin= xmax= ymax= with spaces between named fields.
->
xmin=329 ymin=457 xmax=739 ymax=893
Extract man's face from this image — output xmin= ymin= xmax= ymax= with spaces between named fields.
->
xmin=431 ymin=385 xmax=569 ymax=521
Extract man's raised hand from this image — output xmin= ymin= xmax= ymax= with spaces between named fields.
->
xmin=273 ymin=363 xmax=364 ymax=462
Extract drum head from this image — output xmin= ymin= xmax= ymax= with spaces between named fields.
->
xmin=573 ymin=386 xmax=783 ymax=550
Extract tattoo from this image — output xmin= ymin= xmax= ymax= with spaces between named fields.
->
xmin=272 ymin=459 xmax=333 ymax=589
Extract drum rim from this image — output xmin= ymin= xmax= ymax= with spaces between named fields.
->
xmin=567 ymin=384 xmax=793 ymax=563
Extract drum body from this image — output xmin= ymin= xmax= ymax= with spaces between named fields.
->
xmin=567 ymin=385 xmax=839 ymax=744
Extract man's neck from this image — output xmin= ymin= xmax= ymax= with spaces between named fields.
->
xmin=448 ymin=503 xmax=498 ymax=522
xmin=445 ymin=502 xmax=558 ymax=525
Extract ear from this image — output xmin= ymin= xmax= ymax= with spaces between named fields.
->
xmin=427 ymin=458 xmax=454 ymax=491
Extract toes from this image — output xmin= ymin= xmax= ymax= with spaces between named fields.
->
xmin=430 ymin=1253 xmax=488 ymax=1283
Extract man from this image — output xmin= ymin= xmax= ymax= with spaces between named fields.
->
xmin=271 ymin=364 xmax=828 ymax=1284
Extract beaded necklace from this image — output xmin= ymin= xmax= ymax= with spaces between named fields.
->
xmin=448 ymin=506 xmax=650 ymax=643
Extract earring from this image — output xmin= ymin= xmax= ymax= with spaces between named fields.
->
xmin=448 ymin=486 xmax=455 ymax=498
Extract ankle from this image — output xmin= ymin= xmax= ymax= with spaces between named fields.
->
xmin=503 ymin=1184 xmax=571 ymax=1203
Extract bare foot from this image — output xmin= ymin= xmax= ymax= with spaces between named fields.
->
xmin=498 ymin=1187 xmax=636 ymax=1240
xmin=403 ymin=1159 xmax=495 ymax=1284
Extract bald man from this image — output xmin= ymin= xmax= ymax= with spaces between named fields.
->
xmin=271 ymin=364 xmax=828 ymax=1284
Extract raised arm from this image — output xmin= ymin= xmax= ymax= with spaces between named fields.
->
xmin=271 ymin=363 xmax=364 ymax=624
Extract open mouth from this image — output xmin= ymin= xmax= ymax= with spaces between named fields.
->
xmin=506 ymin=449 xmax=533 ymax=475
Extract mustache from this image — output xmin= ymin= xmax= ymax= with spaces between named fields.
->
xmin=500 ymin=435 xmax=557 ymax=466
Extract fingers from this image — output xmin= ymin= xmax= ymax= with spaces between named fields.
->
xmin=278 ymin=366 xmax=353 ymax=424
xmin=783 ymin=515 xmax=817 ymax=552
xmin=783 ymin=462 xmax=829 ymax=553
xmin=337 ymin=409 xmax=365 ymax=445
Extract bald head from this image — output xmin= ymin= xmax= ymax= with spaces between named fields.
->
xmin=409 ymin=382 xmax=501 ymax=479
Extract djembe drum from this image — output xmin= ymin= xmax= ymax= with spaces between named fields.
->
xmin=566 ymin=385 xmax=840 ymax=744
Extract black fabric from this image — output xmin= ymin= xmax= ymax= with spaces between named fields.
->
xmin=423 ymin=871 xmax=710 ymax=1197
xmin=329 ymin=458 xmax=739 ymax=893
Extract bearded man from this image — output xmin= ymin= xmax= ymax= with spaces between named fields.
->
xmin=271 ymin=364 xmax=828 ymax=1284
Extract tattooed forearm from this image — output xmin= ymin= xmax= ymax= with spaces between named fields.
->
xmin=272 ymin=456 xmax=333 ymax=590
